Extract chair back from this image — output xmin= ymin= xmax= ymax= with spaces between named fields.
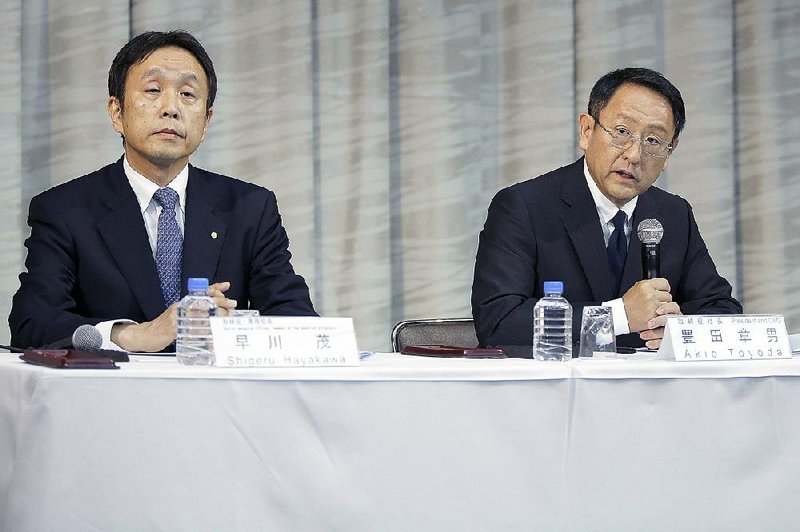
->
xmin=391 ymin=318 xmax=478 ymax=353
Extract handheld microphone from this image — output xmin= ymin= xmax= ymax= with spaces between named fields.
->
xmin=637 ymin=219 xmax=664 ymax=279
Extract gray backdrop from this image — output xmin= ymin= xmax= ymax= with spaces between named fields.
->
xmin=1 ymin=0 xmax=798 ymax=351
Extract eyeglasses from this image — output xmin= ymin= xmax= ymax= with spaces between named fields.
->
xmin=593 ymin=117 xmax=674 ymax=158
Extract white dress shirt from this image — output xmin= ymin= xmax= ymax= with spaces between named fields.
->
xmin=583 ymin=160 xmax=637 ymax=336
xmin=95 ymin=157 xmax=189 ymax=350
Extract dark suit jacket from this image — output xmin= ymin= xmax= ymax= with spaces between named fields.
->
xmin=471 ymin=158 xmax=742 ymax=352
xmin=10 ymin=158 xmax=316 ymax=348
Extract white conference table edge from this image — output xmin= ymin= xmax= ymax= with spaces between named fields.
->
xmin=2 ymin=351 xmax=800 ymax=381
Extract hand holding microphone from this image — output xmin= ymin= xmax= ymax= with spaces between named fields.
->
xmin=624 ymin=219 xmax=681 ymax=347
xmin=623 ymin=277 xmax=673 ymax=333
xmin=622 ymin=219 xmax=674 ymax=333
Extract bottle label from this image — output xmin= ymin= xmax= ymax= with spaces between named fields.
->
xmin=209 ymin=316 xmax=360 ymax=368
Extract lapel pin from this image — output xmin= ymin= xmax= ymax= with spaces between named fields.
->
xmin=211 ymin=231 xmax=218 ymax=239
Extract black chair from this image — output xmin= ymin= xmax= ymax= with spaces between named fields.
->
xmin=391 ymin=318 xmax=478 ymax=353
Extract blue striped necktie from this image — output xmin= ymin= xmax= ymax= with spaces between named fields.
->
xmin=607 ymin=210 xmax=628 ymax=295
xmin=152 ymin=187 xmax=183 ymax=308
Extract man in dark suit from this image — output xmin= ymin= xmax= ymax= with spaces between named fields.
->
xmin=9 ymin=30 xmax=316 ymax=352
xmin=472 ymin=68 xmax=741 ymax=353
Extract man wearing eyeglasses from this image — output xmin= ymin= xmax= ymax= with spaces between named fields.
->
xmin=471 ymin=67 xmax=742 ymax=354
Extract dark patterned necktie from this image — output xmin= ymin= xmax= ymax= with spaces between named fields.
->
xmin=607 ymin=210 xmax=627 ymax=295
xmin=152 ymin=188 xmax=183 ymax=308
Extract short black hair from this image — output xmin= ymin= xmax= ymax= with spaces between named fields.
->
xmin=108 ymin=30 xmax=216 ymax=115
xmin=588 ymin=67 xmax=685 ymax=140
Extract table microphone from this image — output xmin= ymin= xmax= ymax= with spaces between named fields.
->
xmin=72 ymin=324 xmax=103 ymax=351
xmin=637 ymin=219 xmax=664 ymax=279
xmin=44 ymin=323 xmax=101 ymax=350
xmin=0 ymin=345 xmax=25 ymax=353
xmin=45 ymin=324 xmax=130 ymax=362
xmin=73 ymin=324 xmax=130 ymax=362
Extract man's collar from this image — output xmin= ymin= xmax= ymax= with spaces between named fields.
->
xmin=123 ymin=156 xmax=189 ymax=213
xmin=582 ymin=159 xmax=637 ymax=223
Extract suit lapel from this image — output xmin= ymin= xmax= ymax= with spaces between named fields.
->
xmin=560 ymin=159 xmax=615 ymax=302
xmin=96 ymin=159 xmax=166 ymax=321
xmin=182 ymin=166 xmax=228 ymax=289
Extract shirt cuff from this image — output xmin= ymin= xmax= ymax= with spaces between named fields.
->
xmin=602 ymin=298 xmax=630 ymax=336
xmin=95 ymin=319 xmax=136 ymax=351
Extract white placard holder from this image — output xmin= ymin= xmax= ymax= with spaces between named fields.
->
xmin=209 ymin=316 xmax=360 ymax=368
xmin=657 ymin=314 xmax=792 ymax=361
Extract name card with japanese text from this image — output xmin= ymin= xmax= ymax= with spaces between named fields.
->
xmin=657 ymin=314 xmax=791 ymax=361
xmin=209 ymin=316 xmax=360 ymax=368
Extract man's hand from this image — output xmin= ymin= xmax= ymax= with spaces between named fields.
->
xmin=112 ymin=303 xmax=179 ymax=352
xmin=111 ymin=281 xmax=238 ymax=352
xmin=622 ymin=278 xmax=673 ymax=333
xmin=207 ymin=281 xmax=237 ymax=316
xmin=639 ymin=301 xmax=682 ymax=349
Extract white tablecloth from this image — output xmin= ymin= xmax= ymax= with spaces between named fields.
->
xmin=1 ymin=352 xmax=799 ymax=531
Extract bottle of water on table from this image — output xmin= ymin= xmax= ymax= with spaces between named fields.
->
xmin=532 ymin=281 xmax=573 ymax=361
xmin=176 ymin=277 xmax=217 ymax=365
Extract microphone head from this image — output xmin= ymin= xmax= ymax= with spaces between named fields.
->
xmin=637 ymin=219 xmax=664 ymax=245
xmin=72 ymin=324 xmax=103 ymax=351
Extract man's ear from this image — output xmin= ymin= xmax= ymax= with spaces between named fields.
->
xmin=200 ymin=107 xmax=213 ymax=142
xmin=578 ymin=113 xmax=594 ymax=152
xmin=108 ymin=97 xmax=124 ymax=135
xmin=663 ymin=137 xmax=679 ymax=171
xmin=669 ymin=136 xmax=679 ymax=153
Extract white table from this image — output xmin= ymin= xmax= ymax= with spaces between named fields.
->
xmin=1 ymin=352 xmax=800 ymax=531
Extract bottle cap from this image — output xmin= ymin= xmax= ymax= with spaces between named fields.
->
xmin=187 ymin=277 xmax=209 ymax=292
xmin=543 ymin=281 xmax=564 ymax=294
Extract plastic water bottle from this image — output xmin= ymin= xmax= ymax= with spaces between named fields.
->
xmin=532 ymin=281 xmax=573 ymax=361
xmin=176 ymin=277 xmax=217 ymax=365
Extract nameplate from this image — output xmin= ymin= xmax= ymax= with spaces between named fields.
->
xmin=657 ymin=315 xmax=791 ymax=361
xmin=209 ymin=316 xmax=360 ymax=368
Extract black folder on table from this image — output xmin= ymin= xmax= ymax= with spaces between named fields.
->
xmin=401 ymin=345 xmax=506 ymax=359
